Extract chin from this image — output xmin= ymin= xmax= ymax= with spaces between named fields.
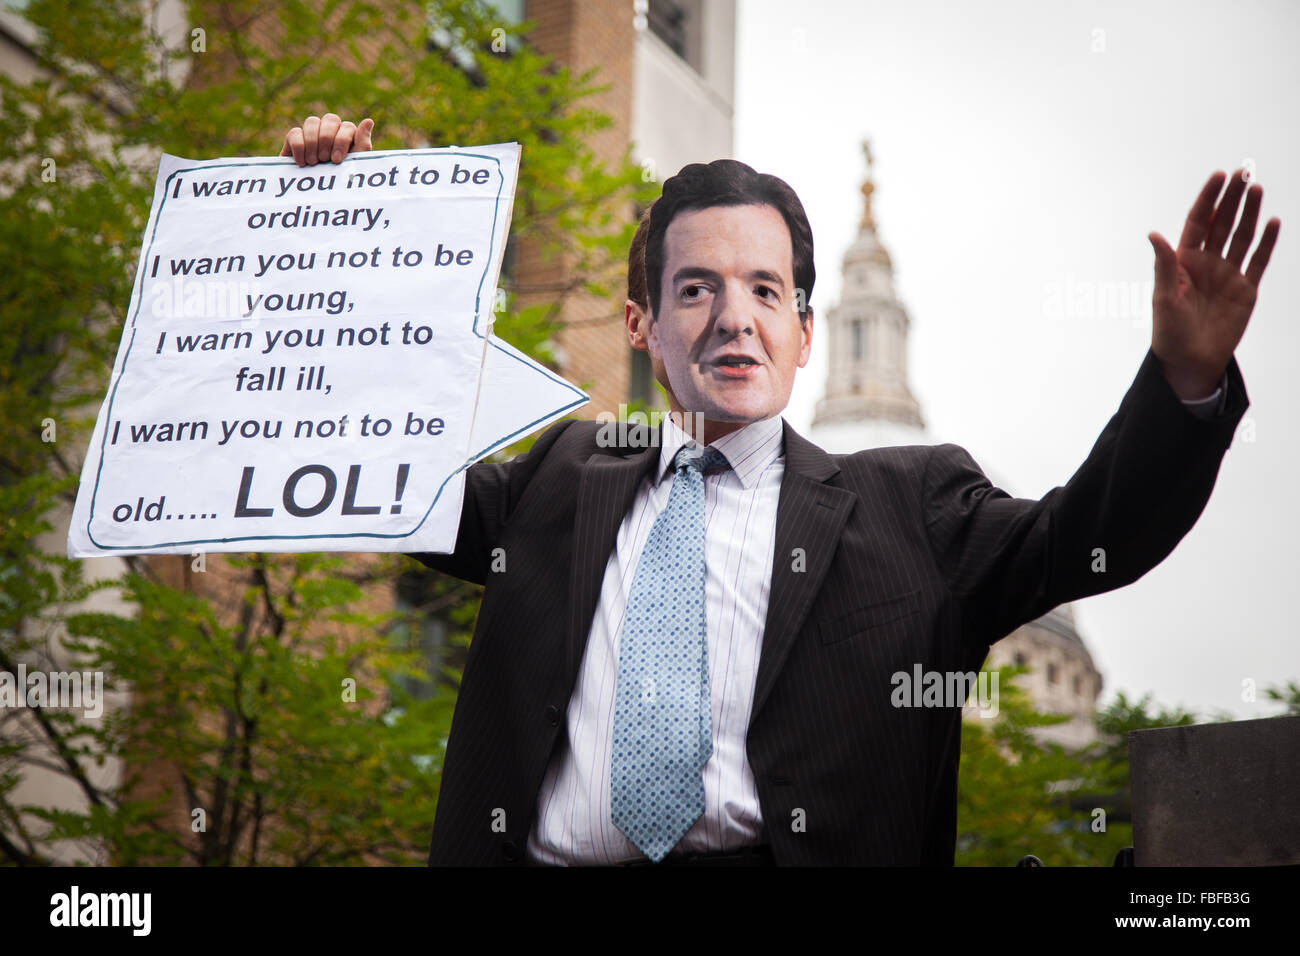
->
xmin=699 ymin=399 xmax=778 ymax=424
xmin=666 ymin=376 xmax=789 ymax=425
xmin=704 ymin=387 xmax=789 ymax=422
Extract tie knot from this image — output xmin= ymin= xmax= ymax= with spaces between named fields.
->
xmin=675 ymin=443 xmax=729 ymax=475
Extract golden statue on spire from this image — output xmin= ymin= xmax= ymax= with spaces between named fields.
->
xmin=860 ymin=139 xmax=877 ymax=232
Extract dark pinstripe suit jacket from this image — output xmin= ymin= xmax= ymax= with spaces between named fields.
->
xmin=414 ymin=348 xmax=1247 ymax=865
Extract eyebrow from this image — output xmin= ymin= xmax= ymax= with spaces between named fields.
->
xmin=671 ymin=267 xmax=787 ymax=291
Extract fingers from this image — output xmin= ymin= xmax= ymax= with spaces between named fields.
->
xmin=332 ymin=121 xmax=356 ymax=163
xmin=1225 ymin=183 xmax=1263 ymax=269
xmin=1203 ymin=168 xmax=1249 ymax=256
xmin=329 ymin=117 xmax=376 ymax=162
xmin=355 ymin=118 xmax=374 ymax=153
xmin=283 ymin=114 xmax=374 ymax=166
xmin=1175 ymin=168 xmax=1282 ymax=287
xmin=301 ymin=115 xmax=321 ymax=166
xmin=1205 ymin=172 xmax=1281 ymax=288
xmin=317 ymin=112 xmax=342 ymax=163
xmin=1178 ymin=170 xmax=1227 ymax=251
xmin=1245 ymin=217 xmax=1281 ymax=288
xmin=282 ymin=126 xmax=304 ymax=164
xmin=1149 ymin=232 xmax=1179 ymax=295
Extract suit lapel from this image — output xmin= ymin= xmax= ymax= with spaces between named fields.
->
xmin=566 ymin=428 xmax=661 ymax=682
xmin=751 ymin=421 xmax=856 ymax=722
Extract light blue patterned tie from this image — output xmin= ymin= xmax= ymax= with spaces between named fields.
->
xmin=611 ymin=442 xmax=729 ymax=862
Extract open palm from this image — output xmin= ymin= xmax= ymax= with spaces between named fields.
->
xmin=1149 ymin=168 xmax=1280 ymax=399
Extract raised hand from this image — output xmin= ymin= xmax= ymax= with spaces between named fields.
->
xmin=280 ymin=113 xmax=374 ymax=167
xmin=1149 ymin=168 xmax=1280 ymax=400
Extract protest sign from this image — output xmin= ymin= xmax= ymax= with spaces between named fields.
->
xmin=67 ymin=145 xmax=588 ymax=557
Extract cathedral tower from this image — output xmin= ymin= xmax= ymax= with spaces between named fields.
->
xmin=812 ymin=140 xmax=924 ymax=434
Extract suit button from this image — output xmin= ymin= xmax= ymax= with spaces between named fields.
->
xmin=545 ymin=705 xmax=561 ymax=726
xmin=503 ymin=840 xmax=521 ymax=861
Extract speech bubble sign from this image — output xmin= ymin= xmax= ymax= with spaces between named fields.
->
xmin=68 ymin=145 xmax=587 ymax=557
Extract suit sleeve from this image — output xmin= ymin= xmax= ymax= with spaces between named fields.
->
xmin=407 ymin=418 xmax=578 ymax=586
xmin=922 ymin=347 xmax=1249 ymax=645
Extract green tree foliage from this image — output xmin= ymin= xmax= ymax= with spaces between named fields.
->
xmin=1263 ymin=679 xmax=1300 ymax=715
xmin=956 ymin=666 xmax=1126 ymax=866
xmin=0 ymin=0 xmax=653 ymax=864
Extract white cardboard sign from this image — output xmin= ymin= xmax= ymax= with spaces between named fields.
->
xmin=68 ymin=145 xmax=587 ymax=557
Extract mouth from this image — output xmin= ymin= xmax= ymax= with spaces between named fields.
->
xmin=709 ymin=355 xmax=762 ymax=378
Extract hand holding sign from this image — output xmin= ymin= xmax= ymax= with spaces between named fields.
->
xmin=68 ymin=131 xmax=587 ymax=558
xmin=280 ymin=113 xmax=375 ymax=166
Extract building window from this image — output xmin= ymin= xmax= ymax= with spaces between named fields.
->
xmin=1013 ymin=652 xmax=1026 ymax=669
xmin=1047 ymin=662 xmax=1058 ymax=685
xmin=490 ymin=0 xmax=525 ymax=24
xmin=647 ymin=0 xmax=687 ymax=58
xmin=852 ymin=320 xmax=863 ymax=360
xmin=1072 ymin=674 xmax=1082 ymax=695
xmin=645 ymin=0 xmax=704 ymax=73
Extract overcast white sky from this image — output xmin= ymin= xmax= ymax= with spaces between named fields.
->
xmin=734 ymin=0 xmax=1300 ymax=720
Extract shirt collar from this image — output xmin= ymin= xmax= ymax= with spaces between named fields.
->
xmin=656 ymin=413 xmax=785 ymax=490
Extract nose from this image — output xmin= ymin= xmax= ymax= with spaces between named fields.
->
xmin=713 ymin=280 xmax=753 ymax=339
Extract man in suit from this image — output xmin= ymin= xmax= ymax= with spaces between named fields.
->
xmin=283 ymin=115 xmax=1278 ymax=865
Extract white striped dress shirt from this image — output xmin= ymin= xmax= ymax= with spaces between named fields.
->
xmin=526 ymin=413 xmax=786 ymax=864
